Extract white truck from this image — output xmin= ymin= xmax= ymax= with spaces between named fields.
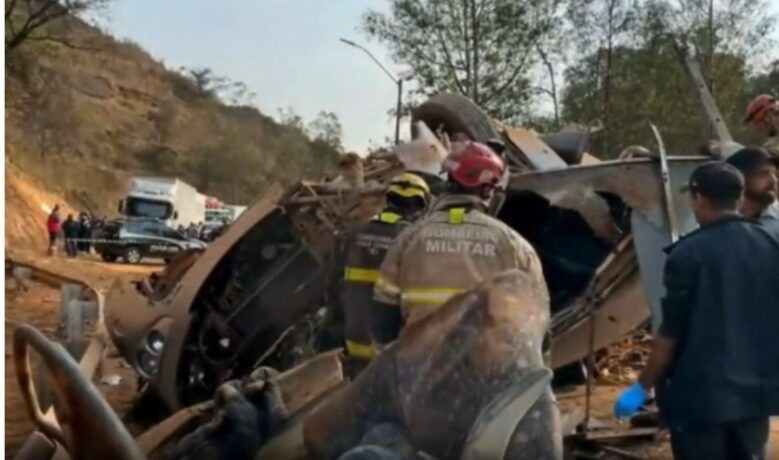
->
xmin=119 ymin=177 xmax=206 ymax=229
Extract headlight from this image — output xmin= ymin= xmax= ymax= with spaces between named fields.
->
xmin=147 ymin=330 xmax=165 ymax=353
xmin=137 ymin=351 xmax=159 ymax=376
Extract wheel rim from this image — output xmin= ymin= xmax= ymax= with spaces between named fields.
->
xmin=127 ymin=250 xmax=140 ymax=263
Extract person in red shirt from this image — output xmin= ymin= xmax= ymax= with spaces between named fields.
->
xmin=47 ymin=205 xmax=61 ymax=256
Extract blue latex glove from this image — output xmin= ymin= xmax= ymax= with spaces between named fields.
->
xmin=614 ymin=383 xmax=649 ymax=420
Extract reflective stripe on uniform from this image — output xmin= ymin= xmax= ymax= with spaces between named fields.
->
xmin=401 ymin=287 xmax=465 ymax=305
xmin=375 ymin=275 xmax=401 ymax=296
xmin=449 ymin=208 xmax=466 ymax=224
xmin=346 ymin=340 xmax=375 ymax=359
xmin=375 ymin=212 xmax=402 ymax=224
xmin=344 ymin=267 xmax=380 ymax=283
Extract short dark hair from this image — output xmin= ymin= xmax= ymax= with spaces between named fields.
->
xmin=726 ymin=147 xmax=777 ymax=176
xmin=686 ymin=162 xmax=744 ymax=210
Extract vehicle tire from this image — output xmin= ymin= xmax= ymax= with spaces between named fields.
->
xmin=411 ymin=92 xmax=501 ymax=144
xmin=101 ymin=253 xmax=118 ymax=263
xmin=123 ymin=247 xmax=142 ymax=265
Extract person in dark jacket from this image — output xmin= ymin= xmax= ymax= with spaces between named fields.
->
xmin=62 ymin=214 xmax=80 ymax=257
xmin=337 ymin=173 xmax=430 ymax=377
xmin=614 ymin=162 xmax=779 ymax=460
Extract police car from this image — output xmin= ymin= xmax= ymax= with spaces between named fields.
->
xmin=93 ymin=218 xmax=206 ymax=264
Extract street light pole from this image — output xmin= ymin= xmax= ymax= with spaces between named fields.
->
xmin=340 ymin=38 xmax=402 ymax=145
xmin=395 ymin=78 xmax=403 ymax=146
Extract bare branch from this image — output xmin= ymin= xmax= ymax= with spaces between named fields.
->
xmin=412 ymin=0 xmax=468 ymax=94
xmin=536 ymin=42 xmax=559 ymax=126
xmin=6 ymin=0 xmax=19 ymax=21
xmin=6 ymin=0 xmax=98 ymax=52
xmin=27 ymin=33 xmax=96 ymax=51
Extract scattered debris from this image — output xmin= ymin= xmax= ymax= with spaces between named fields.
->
xmin=596 ymin=327 xmax=653 ymax=385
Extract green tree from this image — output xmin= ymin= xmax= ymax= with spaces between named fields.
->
xmin=277 ymin=107 xmax=307 ymax=133
xmin=565 ymin=0 xmax=638 ymax=155
xmin=362 ymin=0 xmax=557 ymax=121
xmin=560 ymin=0 xmax=776 ymax=157
xmin=308 ymin=111 xmax=344 ymax=153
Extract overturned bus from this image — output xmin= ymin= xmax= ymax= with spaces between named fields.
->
xmin=101 ymin=92 xmax=707 ymax=411
xmin=12 ymin=91 xmax=718 ymax=460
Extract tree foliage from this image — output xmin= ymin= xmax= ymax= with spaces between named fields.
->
xmin=308 ymin=111 xmax=344 ymax=153
xmin=179 ymin=66 xmax=257 ymax=105
xmin=362 ymin=0 xmax=556 ymax=121
xmin=5 ymin=0 xmax=110 ymax=52
xmin=23 ymin=66 xmax=77 ymax=158
xmin=559 ymin=0 xmax=776 ymax=157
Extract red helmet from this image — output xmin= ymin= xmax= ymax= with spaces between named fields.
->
xmin=442 ymin=141 xmax=506 ymax=189
xmin=744 ymin=94 xmax=778 ymax=125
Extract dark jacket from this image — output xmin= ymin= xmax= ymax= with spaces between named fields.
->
xmin=63 ymin=219 xmax=80 ymax=239
xmin=338 ymin=208 xmax=409 ymax=359
xmin=658 ymin=216 xmax=779 ymax=424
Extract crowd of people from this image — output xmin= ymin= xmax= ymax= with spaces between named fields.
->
xmin=177 ymin=220 xmax=230 ymax=242
xmin=46 ymin=207 xmax=106 ymax=258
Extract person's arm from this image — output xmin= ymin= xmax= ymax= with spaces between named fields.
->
xmin=615 ymin=245 xmax=699 ymax=418
xmin=371 ymin=302 xmax=404 ymax=346
xmin=373 ymin=226 xmax=413 ymax=308
xmin=372 ymin=225 xmax=417 ymax=345
xmin=642 ymin=246 xmax=699 ymax=389
xmin=638 ymin=336 xmax=675 ymax=390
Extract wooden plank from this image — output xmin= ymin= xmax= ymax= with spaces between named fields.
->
xmin=504 ymin=127 xmax=567 ymax=170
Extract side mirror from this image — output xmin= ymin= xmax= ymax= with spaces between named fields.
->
xmin=173 ymin=211 xmax=179 ymax=219
xmin=118 ymin=200 xmax=125 ymax=214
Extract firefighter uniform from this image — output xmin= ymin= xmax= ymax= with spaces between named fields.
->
xmin=374 ymin=194 xmax=547 ymax=325
xmin=339 ymin=173 xmax=431 ymax=368
xmin=340 ymin=210 xmax=409 ymax=362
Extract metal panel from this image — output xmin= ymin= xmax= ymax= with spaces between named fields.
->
xmin=504 ymin=127 xmax=568 ymax=170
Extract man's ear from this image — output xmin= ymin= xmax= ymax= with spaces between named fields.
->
xmin=441 ymin=132 xmax=451 ymax=152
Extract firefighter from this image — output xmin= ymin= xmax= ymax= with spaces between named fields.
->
xmin=339 ymin=172 xmax=430 ymax=376
xmin=744 ymin=94 xmax=779 ymax=157
xmin=372 ymin=141 xmax=548 ymax=343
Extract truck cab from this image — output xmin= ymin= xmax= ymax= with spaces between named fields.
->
xmin=119 ymin=177 xmax=205 ymax=229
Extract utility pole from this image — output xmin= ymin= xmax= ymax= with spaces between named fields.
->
xmin=340 ymin=38 xmax=403 ymax=145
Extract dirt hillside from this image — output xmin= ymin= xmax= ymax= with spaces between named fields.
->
xmin=5 ymin=15 xmax=340 ymax=217
xmin=5 ymin=161 xmax=78 ymax=254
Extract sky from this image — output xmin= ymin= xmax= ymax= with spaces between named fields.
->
xmin=101 ymin=1 xmax=779 ymax=153
xmin=101 ymin=0 xmax=400 ymax=153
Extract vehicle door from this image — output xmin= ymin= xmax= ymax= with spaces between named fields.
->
xmin=153 ymin=223 xmax=188 ymax=257
xmin=120 ymin=220 xmax=156 ymax=253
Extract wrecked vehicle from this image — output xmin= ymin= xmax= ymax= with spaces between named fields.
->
xmin=11 ymin=38 xmax=740 ymax=459
xmin=98 ymin=90 xmax=708 ymax=415
xmin=13 ymin=89 xmax=717 ymax=459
